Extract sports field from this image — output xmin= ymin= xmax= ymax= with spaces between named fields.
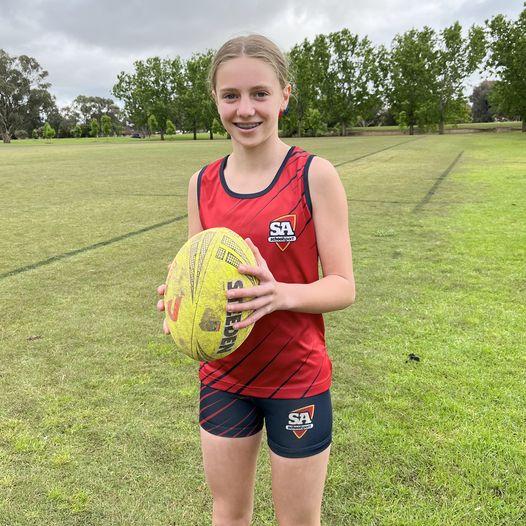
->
xmin=0 ymin=133 xmax=525 ymax=525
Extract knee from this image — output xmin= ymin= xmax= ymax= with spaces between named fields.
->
xmin=213 ymin=501 xmax=253 ymax=526
xmin=277 ymin=510 xmax=320 ymax=526
xmin=278 ymin=519 xmax=320 ymax=526
xmin=213 ymin=514 xmax=252 ymax=526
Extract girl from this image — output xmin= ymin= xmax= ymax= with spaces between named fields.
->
xmin=158 ymin=34 xmax=355 ymax=526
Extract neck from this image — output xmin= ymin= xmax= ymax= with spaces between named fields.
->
xmin=229 ymin=136 xmax=291 ymax=174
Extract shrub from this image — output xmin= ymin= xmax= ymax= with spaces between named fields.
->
xmin=14 ymin=129 xmax=28 ymax=140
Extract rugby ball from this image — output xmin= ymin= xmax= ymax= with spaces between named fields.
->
xmin=164 ymin=228 xmax=259 ymax=361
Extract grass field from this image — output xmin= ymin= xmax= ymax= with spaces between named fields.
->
xmin=0 ymin=133 xmax=525 ymax=525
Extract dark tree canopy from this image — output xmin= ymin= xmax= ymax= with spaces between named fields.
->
xmin=0 ymin=49 xmax=56 ymax=143
xmin=485 ymin=5 xmax=526 ymax=131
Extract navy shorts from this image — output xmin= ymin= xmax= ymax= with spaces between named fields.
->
xmin=199 ymin=383 xmax=332 ymax=458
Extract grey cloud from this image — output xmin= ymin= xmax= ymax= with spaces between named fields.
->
xmin=0 ymin=0 xmax=522 ymax=106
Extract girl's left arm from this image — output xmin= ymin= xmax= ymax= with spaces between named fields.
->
xmin=228 ymin=156 xmax=355 ymax=329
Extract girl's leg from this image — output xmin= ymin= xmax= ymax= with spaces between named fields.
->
xmin=270 ymin=446 xmax=331 ymax=526
xmin=201 ymin=427 xmax=263 ymax=526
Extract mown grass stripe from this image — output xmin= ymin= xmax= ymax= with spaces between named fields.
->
xmin=334 ymin=138 xmax=422 ymax=167
xmin=413 ymin=151 xmax=464 ymax=212
xmin=0 ymin=215 xmax=187 ymax=280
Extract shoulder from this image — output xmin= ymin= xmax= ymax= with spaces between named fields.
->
xmin=306 ymin=156 xmax=343 ymax=194
xmin=189 ymin=167 xmax=205 ymax=189
xmin=308 ymin=156 xmax=338 ymax=179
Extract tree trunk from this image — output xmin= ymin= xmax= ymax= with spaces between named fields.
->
xmin=193 ymin=117 xmax=197 ymax=140
xmin=209 ymin=129 xmax=213 ymax=140
xmin=439 ymin=117 xmax=445 ymax=135
xmin=409 ymin=124 xmax=414 ymax=136
xmin=522 ymin=118 xmax=525 ymax=132
xmin=2 ymin=132 xmax=11 ymax=143
xmin=160 ymin=131 xmax=165 ymax=141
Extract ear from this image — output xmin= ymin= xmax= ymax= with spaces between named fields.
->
xmin=211 ymin=90 xmax=218 ymax=105
xmin=281 ymin=84 xmax=291 ymax=111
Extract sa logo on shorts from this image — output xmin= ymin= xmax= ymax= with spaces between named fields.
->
xmin=268 ymin=214 xmax=297 ymax=251
xmin=286 ymin=404 xmax=315 ymax=439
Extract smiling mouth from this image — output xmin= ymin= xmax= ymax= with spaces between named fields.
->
xmin=234 ymin=122 xmax=262 ymax=130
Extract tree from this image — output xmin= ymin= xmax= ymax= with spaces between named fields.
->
xmin=113 ymin=57 xmax=184 ymax=140
xmin=90 ymin=118 xmax=99 ymax=137
xmin=72 ymin=124 xmax=83 ymax=138
xmin=71 ymin=95 xmax=120 ymax=125
xmin=471 ymin=80 xmax=497 ymax=122
xmin=101 ymin=114 xmax=113 ymax=136
xmin=100 ymin=114 xmax=113 ymax=136
xmin=212 ymin=117 xmax=225 ymax=136
xmin=486 ymin=5 xmax=526 ymax=131
xmin=165 ymin=119 xmax=176 ymax=135
xmin=387 ymin=28 xmax=439 ymax=135
xmin=42 ymin=122 xmax=55 ymax=139
xmin=432 ymin=22 xmax=486 ymax=133
xmin=325 ymin=29 xmax=385 ymax=135
xmin=180 ymin=51 xmax=216 ymax=139
xmin=287 ymin=38 xmax=320 ymax=137
xmin=303 ymin=107 xmax=326 ymax=136
xmin=147 ymin=114 xmax=158 ymax=136
xmin=0 ymin=50 xmax=56 ymax=143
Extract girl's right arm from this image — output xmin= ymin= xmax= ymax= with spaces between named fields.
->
xmin=187 ymin=170 xmax=204 ymax=237
xmin=157 ymin=170 xmax=203 ymax=334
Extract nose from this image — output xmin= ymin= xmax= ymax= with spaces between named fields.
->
xmin=237 ymin=95 xmax=255 ymax=117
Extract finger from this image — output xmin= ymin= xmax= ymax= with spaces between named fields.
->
xmin=157 ymin=284 xmax=167 ymax=295
xmin=227 ymin=295 xmax=271 ymax=314
xmin=244 ymin=238 xmax=268 ymax=268
xmin=163 ymin=318 xmax=171 ymax=335
xmin=226 ymin=282 xmax=272 ymax=301
xmin=236 ymin=264 xmax=269 ymax=280
xmin=157 ymin=298 xmax=165 ymax=311
xmin=233 ymin=306 xmax=271 ymax=330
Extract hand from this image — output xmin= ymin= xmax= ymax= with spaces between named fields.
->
xmin=156 ymin=283 xmax=171 ymax=335
xmin=226 ymin=238 xmax=284 ymax=330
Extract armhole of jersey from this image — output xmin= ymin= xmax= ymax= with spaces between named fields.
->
xmin=196 ymin=165 xmax=207 ymax=210
xmin=303 ymin=155 xmax=315 ymax=216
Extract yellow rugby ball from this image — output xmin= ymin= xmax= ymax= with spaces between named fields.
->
xmin=164 ymin=228 xmax=259 ymax=361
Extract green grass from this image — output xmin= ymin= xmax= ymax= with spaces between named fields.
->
xmin=0 ymin=134 xmax=525 ymax=525
xmin=4 ymin=132 xmax=225 ymax=147
xmin=348 ymin=121 xmax=522 ymax=132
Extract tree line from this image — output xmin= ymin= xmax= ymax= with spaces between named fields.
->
xmin=1 ymin=5 xmax=524 ymax=143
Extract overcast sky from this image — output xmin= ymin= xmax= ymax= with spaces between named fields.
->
xmin=1 ymin=0 xmax=523 ymax=107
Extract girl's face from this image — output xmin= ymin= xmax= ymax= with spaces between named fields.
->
xmin=213 ymin=56 xmax=290 ymax=149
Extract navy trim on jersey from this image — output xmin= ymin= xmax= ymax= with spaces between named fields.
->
xmin=219 ymin=145 xmax=296 ymax=199
xmin=196 ymin=165 xmax=207 ymax=209
xmin=303 ymin=154 xmax=316 ymax=215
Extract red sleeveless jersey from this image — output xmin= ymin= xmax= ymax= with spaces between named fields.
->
xmin=197 ymin=146 xmax=332 ymax=399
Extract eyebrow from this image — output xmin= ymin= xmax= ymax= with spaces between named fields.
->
xmin=218 ymin=84 xmax=274 ymax=93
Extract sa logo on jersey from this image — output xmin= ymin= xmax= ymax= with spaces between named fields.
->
xmin=268 ymin=214 xmax=297 ymax=251
xmin=286 ymin=404 xmax=315 ymax=439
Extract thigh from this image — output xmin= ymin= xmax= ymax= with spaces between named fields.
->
xmin=199 ymin=384 xmax=264 ymax=520
xmin=200 ymin=427 xmax=263 ymax=511
xmin=260 ymin=390 xmax=333 ymax=525
xmin=270 ymin=446 xmax=331 ymax=526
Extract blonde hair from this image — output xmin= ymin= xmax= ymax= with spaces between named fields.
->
xmin=209 ymin=34 xmax=289 ymax=92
